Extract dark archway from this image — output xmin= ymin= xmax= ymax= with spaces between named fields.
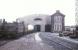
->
xmin=34 ymin=25 xmax=41 ymax=32
xmin=45 ymin=24 xmax=51 ymax=32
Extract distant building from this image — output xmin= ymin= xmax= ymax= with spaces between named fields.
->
xmin=65 ymin=26 xmax=70 ymax=31
xmin=17 ymin=22 xmax=25 ymax=33
xmin=17 ymin=10 xmax=65 ymax=33
xmin=70 ymin=26 xmax=76 ymax=31
xmin=4 ymin=22 xmax=18 ymax=32
xmin=65 ymin=26 xmax=76 ymax=31
xmin=0 ymin=19 xmax=3 ymax=29
xmin=0 ymin=19 xmax=2 ymax=25
xmin=0 ymin=19 xmax=24 ymax=33
xmin=51 ymin=10 xmax=65 ymax=33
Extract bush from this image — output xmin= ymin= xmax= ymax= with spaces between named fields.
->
xmin=0 ymin=31 xmax=23 ymax=39
xmin=69 ymin=35 xmax=77 ymax=38
xmin=7 ymin=32 xmax=17 ymax=39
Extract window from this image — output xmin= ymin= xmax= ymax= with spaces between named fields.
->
xmin=58 ymin=16 xmax=62 ymax=22
xmin=54 ymin=16 xmax=62 ymax=23
xmin=58 ymin=24 xmax=62 ymax=31
xmin=34 ymin=18 xmax=42 ymax=21
xmin=54 ymin=24 xmax=57 ymax=31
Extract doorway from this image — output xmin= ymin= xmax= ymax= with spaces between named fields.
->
xmin=45 ymin=24 xmax=51 ymax=32
xmin=34 ymin=25 xmax=41 ymax=32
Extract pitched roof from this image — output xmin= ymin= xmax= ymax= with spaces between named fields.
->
xmin=51 ymin=10 xmax=65 ymax=17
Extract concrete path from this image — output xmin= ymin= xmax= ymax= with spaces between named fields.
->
xmin=0 ymin=33 xmax=55 ymax=50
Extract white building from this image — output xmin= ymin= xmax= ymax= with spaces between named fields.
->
xmin=17 ymin=10 xmax=65 ymax=33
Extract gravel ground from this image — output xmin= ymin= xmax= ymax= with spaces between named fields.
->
xmin=0 ymin=40 xmax=10 ymax=46
xmin=0 ymin=33 xmax=55 ymax=50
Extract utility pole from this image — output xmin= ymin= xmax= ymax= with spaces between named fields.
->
xmin=74 ymin=0 xmax=78 ymax=38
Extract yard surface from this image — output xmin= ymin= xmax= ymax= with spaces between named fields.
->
xmin=0 ymin=33 xmax=55 ymax=50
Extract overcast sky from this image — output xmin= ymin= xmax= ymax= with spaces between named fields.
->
xmin=0 ymin=0 xmax=75 ymax=26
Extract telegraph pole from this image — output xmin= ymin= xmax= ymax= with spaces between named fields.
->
xmin=75 ymin=0 xmax=78 ymax=37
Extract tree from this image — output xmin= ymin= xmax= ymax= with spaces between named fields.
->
xmin=0 ymin=19 xmax=8 ymax=38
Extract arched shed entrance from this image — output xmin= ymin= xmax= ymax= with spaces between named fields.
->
xmin=34 ymin=25 xmax=41 ymax=32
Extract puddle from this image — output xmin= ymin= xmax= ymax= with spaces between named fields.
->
xmin=35 ymin=33 xmax=42 ymax=42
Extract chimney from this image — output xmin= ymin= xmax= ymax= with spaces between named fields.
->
xmin=56 ymin=10 xmax=60 ymax=13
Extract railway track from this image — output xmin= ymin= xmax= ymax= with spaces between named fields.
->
xmin=39 ymin=33 xmax=73 ymax=50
